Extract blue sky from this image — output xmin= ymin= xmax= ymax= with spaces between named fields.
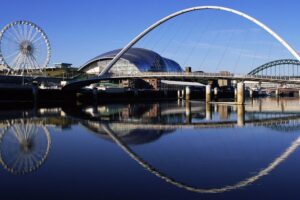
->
xmin=1 ymin=0 xmax=300 ymax=73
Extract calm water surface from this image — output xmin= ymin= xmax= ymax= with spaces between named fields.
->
xmin=1 ymin=98 xmax=300 ymax=199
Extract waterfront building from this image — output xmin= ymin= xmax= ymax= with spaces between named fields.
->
xmin=79 ymin=48 xmax=183 ymax=75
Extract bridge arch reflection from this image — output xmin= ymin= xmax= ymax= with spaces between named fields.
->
xmin=100 ymin=122 xmax=300 ymax=194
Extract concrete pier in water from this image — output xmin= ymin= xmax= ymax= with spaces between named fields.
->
xmin=214 ymin=87 xmax=218 ymax=96
xmin=249 ymin=89 xmax=253 ymax=98
xmin=237 ymin=82 xmax=245 ymax=105
xmin=206 ymin=85 xmax=211 ymax=103
xmin=185 ymin=86 xmax=191 ymax=100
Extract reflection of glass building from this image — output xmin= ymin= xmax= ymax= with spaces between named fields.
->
xmin=79 ymin=48 xmax=183 ymax=75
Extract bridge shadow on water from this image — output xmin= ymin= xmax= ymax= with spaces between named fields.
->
xmin=0 ymin=98 xmax=299 ymax=199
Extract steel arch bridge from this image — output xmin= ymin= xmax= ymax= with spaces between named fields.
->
xmin=64 ymin=6 xmax=300 ymax=90
xmin=248 ymin=59 xmax=300 ymax=76
xmin=99 ymin=5 xmax=300 ymax=77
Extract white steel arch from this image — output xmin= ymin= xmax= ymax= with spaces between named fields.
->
xmin=99 ymin=6 xmax=300 ymax=76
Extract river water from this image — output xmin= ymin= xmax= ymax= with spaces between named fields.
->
xmin=0 ymin=97 xmax=300 ymax=199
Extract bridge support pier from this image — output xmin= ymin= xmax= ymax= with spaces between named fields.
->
xmin=206 ymin=85 xmax=211 ymax=102
xmin=185 ymin=86 xmax=191 ymax=100
xmin=214 ymin=87 xmax=218 ymax=97
xmin=249 ymin=89 xmax=253 ymax=98
xmin=234 ymin=87 xmax=237 ymax=99
xmin=205 ymin=103 xmax=212 ymax=120
xmin=237 ymin=82 xmax=245 ymax=105
xmin=237 ymin=104 xmax=245 ymax=127
xmin=275 ymin=89 xmax=279 ymax=98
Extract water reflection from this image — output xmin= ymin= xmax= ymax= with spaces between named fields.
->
xmin=0 ymin=98 xmax=300 ymax=197
xmin=102 ymin=123 xmax=300 ymax=193
xmin=0 ymin=119 xmax=51 ymax=174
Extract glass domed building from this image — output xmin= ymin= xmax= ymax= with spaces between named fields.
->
xmin=79 ymin=48 xmax=182 ymax=75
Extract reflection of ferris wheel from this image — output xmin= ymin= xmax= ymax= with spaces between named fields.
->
xmin=0 ymin=121 xmax=51 ymax=175
xmin=0 ymin=20 xmax=51 ymax=75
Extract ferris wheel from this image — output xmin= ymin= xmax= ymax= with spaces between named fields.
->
xmin=0 ymin=20 xmax=51 ymax=75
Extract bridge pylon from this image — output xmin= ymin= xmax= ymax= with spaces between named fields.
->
xmin=237 ymin=82 xmax=245 ymax=105
xmin=206 ymin=85 xmax=211 ymax=103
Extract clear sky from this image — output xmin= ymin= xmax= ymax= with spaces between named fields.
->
xmin=1 ymin=0 xmax=300 ymax=73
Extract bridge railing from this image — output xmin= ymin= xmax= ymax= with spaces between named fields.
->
xmin=91 ymin=72 xmax=300 ymax=85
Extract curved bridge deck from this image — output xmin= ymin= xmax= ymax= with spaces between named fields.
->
xmin=63 ymin=72 xmax=300 ymax=91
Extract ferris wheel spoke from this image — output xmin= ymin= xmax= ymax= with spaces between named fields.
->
xmin=11 ymin=152 xmax=23 ymax=170
xmin=33 ymin=39 xmax=45 ymax=49
xmin=30 ymin=154 xmax=40 ymax=165
xmin=24 ymin=25 xmax=30 ymax=41
xmin=25 ymin=25 xmax=32 ymax=43
xmin=16 ymin=56 xmax=25 ymax=72
xmin=16 ymin=54 xmax=25 ymax=71
xmin=26 ymin=25 xmax=33 ymax=41
xmin=26 ymin=124 xmax=36 ymax=139
xmin=2 ymin=33 xmax=20 ymax=46
xmin=18 ymin=24 xmax=24 ymax=41
xmin=24 ymin=56 xmax=30 ymax=72
xmin=10 ymin=53 xmax=22 ymax=70
xmin=8 ymin=30 xmax=21 ymax=44
xmin=19 ymin=24 xmax=26 ymax=41
xmin=6 ymin=151 xmax=20 ymax=166
xmin=11 ymin=25 xmax=23 ymax=42
xmin=31 ymin=35 xmax=43 ymax=45
xmin=2 ymin=44 xmax=20 ymax=55
xmin=26 ymin=156 xmax=35 ymax=171
xmin=4 ymin=30 xmax=21 ymax=45
xmin=28 ymin=55 xmax=37 ymax=70
xmin=27 ymin=56 xmax=34 ymax=70
xmin=24 ymin=156 xmax=30 ymax=172
xmin=5 ymin=50 xmax=20 ymax=60
xmin=23 ymin=124 xmax=29 ymax=139
xmin=29 ymin=29 xmax=40 ymax=43
xmin=12 ymin=125 xmax=25 ymax=142
xmin=26 ymin=57 xmax=33 ymax=69
xmin=30 ymin=54 xmax=41 ymax=69
xmin=16 ymin=154 xmax=26 ymax=172
xmin=22 ymin=24 xmax=27 ymax=41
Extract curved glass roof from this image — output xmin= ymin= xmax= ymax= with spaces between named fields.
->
xmin=80 ymin=48 xmax=182 ymax=72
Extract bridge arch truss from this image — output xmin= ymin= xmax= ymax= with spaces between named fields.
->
xmin=248 ymin=59 xmax=300 ymax=77
xmin=99 ymin=6 xmax=300 ymax=77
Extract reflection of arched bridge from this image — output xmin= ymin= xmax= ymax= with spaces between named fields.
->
xmin=266 ymin=121 xmax=300 ymax=132
xmin=101 ymin=123 xmax=300 ymax=194
xmin=94 ymin=115 xmax=300 ymax=130
xmin=63 ymin=6 xmax=300 ymax=91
